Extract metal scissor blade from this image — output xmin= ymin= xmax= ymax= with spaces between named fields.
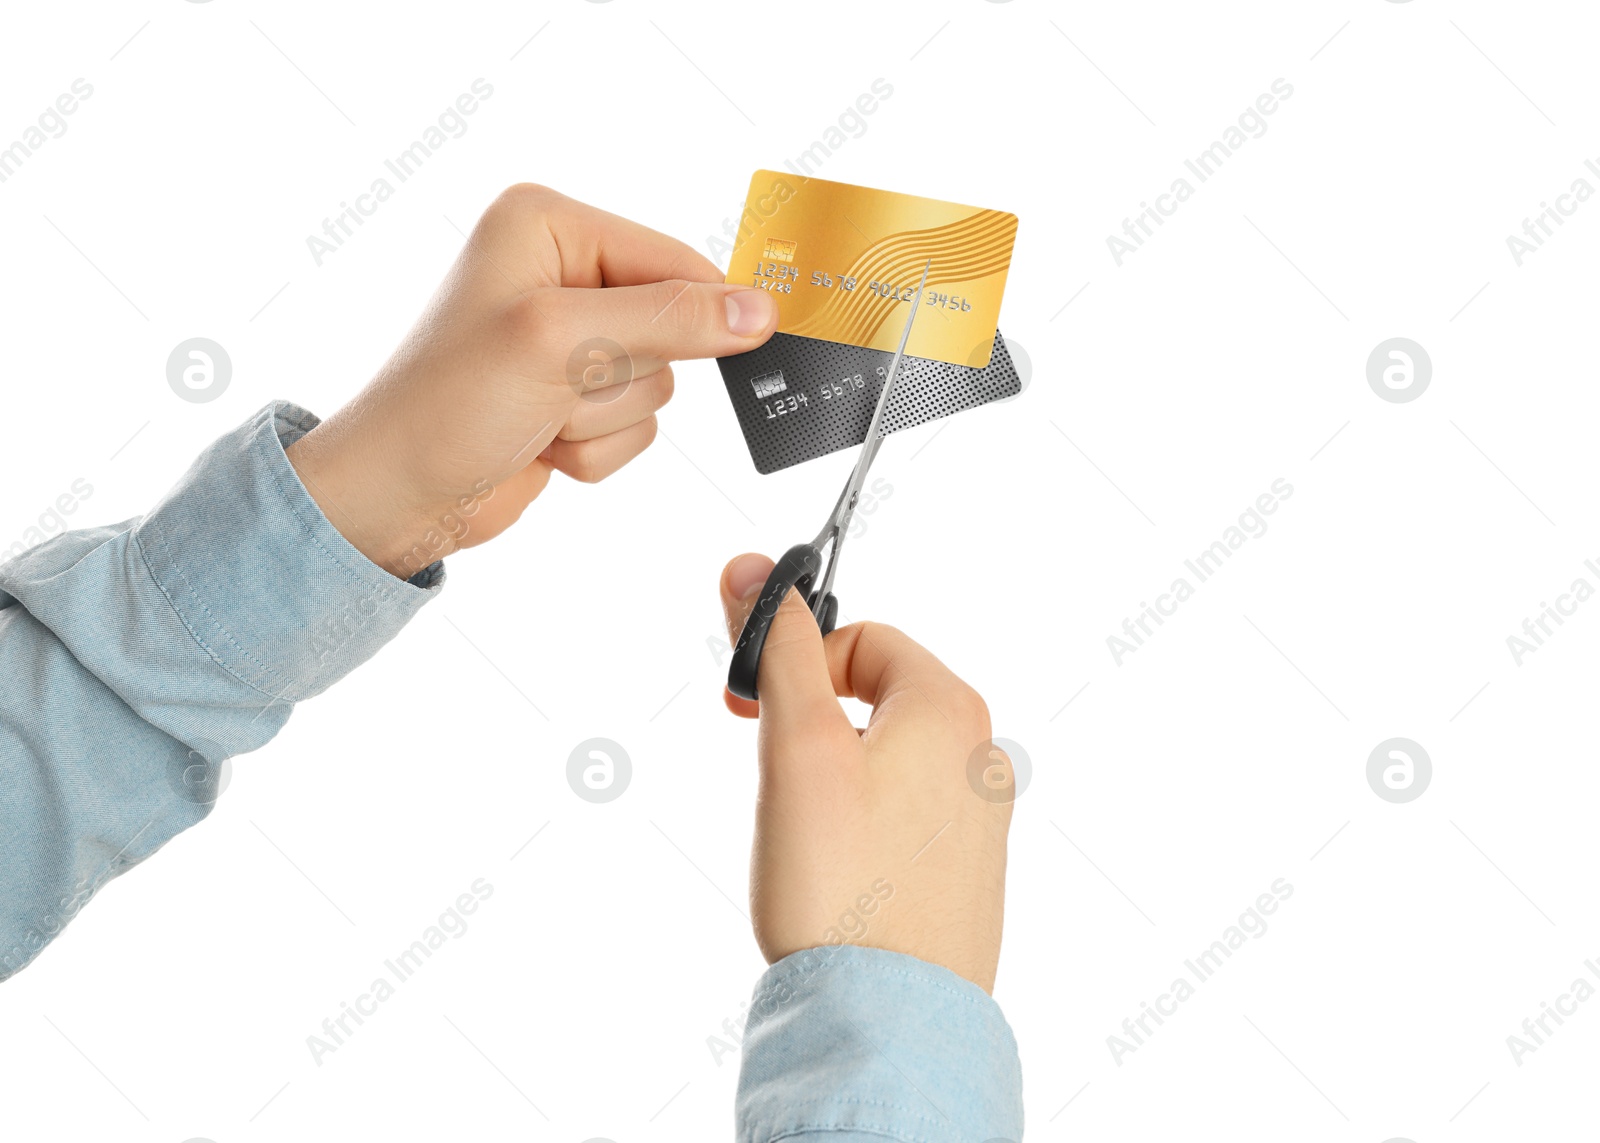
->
xmin=853 ymin=258 xmax=931 ymax=483
xmin=809 ymin=260 xmax=933 ymax=609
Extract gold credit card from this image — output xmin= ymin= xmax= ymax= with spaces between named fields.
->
xmin=725 ymin=170 xmax=1018 ymax=367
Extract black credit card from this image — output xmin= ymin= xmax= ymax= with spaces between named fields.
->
xmin=717 ymin=330 xmax=1020 ymax=474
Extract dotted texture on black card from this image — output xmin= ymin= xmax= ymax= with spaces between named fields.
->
xmin=716 ymin=331 xmax=1019 ymax=474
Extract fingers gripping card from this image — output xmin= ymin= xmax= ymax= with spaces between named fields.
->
xmin=717 ymin=330 xmax=1021 ymax=474
xmin=718 ymin=171 xmax=1021 ymax=473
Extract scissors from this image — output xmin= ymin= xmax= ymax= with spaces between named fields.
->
xmin=727 ymin=259 xmax=931 ymax=702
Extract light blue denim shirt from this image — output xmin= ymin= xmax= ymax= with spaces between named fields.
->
xmin=0 ymin=401 xmax=1022 ymax=1141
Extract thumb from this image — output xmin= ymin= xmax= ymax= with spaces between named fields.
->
xmin=543 ymin=279 xmax=778 ymax=383
xmin=719 ymin=552 xmax=849 ymax=735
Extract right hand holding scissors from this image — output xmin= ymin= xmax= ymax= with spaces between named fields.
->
xmin=718 ymin=551 xmax=1014 ymax=994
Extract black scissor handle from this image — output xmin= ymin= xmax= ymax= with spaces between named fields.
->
xmin=812 ymin=591 xmax=838 ymax=637
xmin=728 ymin=543 xmax=827 ymax=702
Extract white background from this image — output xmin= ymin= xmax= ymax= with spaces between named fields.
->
xmin=1 ymin=1 xmax=1597 ymax=1140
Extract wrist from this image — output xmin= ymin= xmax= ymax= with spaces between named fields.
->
xmin=285 ymin=420 xmax=451 ymax=580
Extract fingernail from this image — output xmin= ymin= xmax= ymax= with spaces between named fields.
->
xmin=727 ymin=553 xmax=769 ymax=600
xmin=725 ymin=289 xmax=775 ymax=337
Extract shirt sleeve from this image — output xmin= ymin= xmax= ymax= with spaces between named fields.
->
xmin=736 ymin=944 xmax=1024 ymax=1143
xmin=0 ymin=400 xmax=442 ymax=983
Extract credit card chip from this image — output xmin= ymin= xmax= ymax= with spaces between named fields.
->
xmin=750 ymin=369 xmax=788 ymax=399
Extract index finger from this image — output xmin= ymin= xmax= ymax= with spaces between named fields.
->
xmin=820 ymin=621 xmax=982 ymax=728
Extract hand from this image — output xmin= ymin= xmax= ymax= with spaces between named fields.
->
xmin=718 ymin=552 xmax=1014 ymax=993
xmin=286 ymin=184 xmax=779 ymax=578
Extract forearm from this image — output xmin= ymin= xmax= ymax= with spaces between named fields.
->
xmin=0 ymin=402 xmax=441 ymax=981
